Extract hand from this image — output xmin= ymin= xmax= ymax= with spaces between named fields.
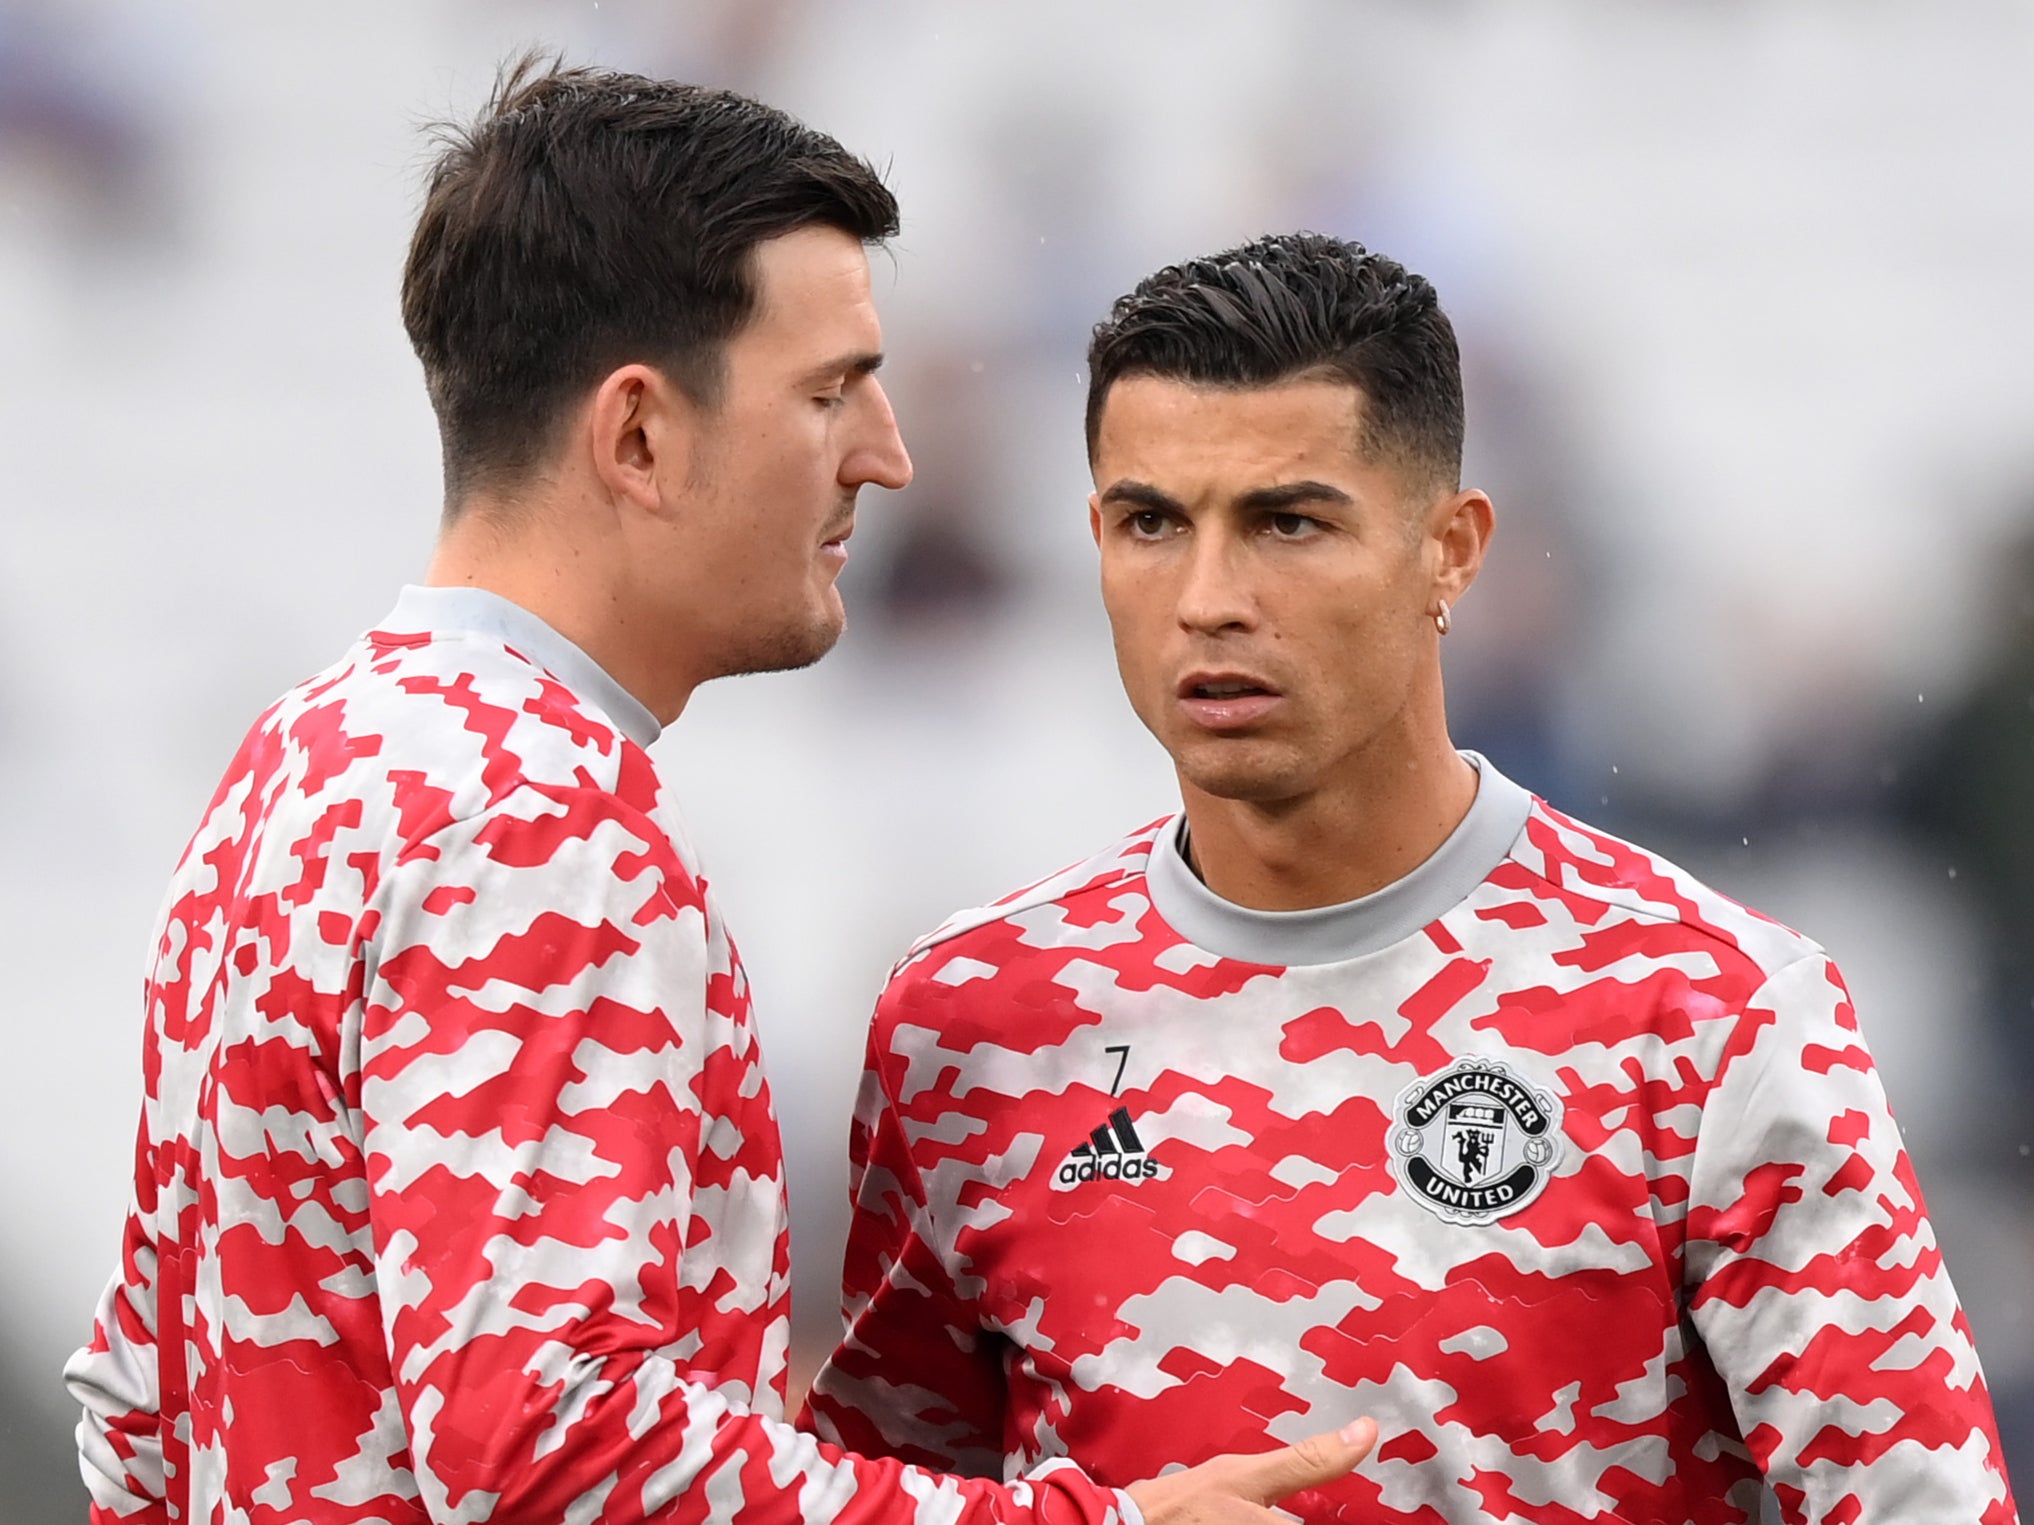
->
xmin=1125 ymin=1420 xmax=1379 ymax=1525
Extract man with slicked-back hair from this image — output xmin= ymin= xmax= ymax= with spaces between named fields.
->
xmin=64 ymin=65 xmax=1376 ymax=1525
xmin=803 ymin=232 xmax=2019 ymax=1525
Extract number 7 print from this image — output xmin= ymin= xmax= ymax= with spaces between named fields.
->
xmin=1105 ymin=1044 xmax=1131 ymax=1097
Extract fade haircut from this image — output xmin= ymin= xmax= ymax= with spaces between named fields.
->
xmin=402 ymin=53 xmax=900 ymax=508
xmin=1085 ymin=231 xmax=1463 ymax=494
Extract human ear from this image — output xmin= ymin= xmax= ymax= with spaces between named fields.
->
xmin=588 ymin=364 xmax=696 ymax=515
xmin=1429 ymin=488 xmax=1494 ymax=607
xmin=1088 ymin=492 xmax=1104 ymax=547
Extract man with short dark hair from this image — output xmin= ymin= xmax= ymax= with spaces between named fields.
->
xmin=802 ymin=232 xmax=2021 ymax=1524
xmin=63 ymin=69 xmax=1374 ymax=1525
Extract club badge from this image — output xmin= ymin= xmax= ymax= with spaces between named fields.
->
xmin=1389 ymin=1056 xmax=1565 ymax=1225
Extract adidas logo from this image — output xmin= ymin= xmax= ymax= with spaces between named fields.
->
xmin=1052 ymin=1106 xmax=1164 ymax=1188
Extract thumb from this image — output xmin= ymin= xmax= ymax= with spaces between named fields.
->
xmin=1227 ymin=1419 xmax=1379 ymax=1504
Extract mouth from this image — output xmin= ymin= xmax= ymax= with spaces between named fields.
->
xmin=1177 ymin=671 xmax=1281 ymax=701
xmin=1175 ymin=670 xmax=1284 ymax=730
xmin=819 ymin=519 xmax=854 ymax=565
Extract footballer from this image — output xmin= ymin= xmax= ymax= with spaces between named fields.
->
xmin=801 ymin=233 xmax=2020 ymax=1525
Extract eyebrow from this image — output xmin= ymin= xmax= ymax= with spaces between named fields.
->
xmin=1236 ymin=480 xmax=1354 ymax=512
xmin=1097 ymin=479 xmax=1184 ymax=513
xmin=1098 ymin=478 xmax=1354 ymax=513
xmin=798 ymin=349 xmax=886 ymax=387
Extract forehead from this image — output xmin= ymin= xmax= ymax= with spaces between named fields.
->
xmin=1092 ymin=375 xmax=1374 ymax=494
xmin=732 ymin=225 xmax=882 ymax=364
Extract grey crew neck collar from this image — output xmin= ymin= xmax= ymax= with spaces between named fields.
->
xmin=1143 ymin=752 xmax=1533 ymax=967
xmin=375 ymin=584 xmax=662 ymax=750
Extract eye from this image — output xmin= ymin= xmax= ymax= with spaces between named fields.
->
xmin=814 ymin=392 xmax=846 ymax=411
xmin=1268 ymin=512 xmax=1319 ymax=539
xmin=1127 ymin=509 xmax=1172 ymax=538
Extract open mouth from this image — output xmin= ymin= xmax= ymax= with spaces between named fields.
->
xmin=1180 ymin=674 xmax=1280 ymax=700
xmin=1176 ymin=673 xmax=1283 ymax=729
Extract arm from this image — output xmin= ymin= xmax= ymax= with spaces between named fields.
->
xmin=1683 ymin=955 xmax=2019 ymax=1524
xmin=360 ymin=782 xmax=1131 ymax=1525
xmin=800 ymin=1016 xmax=1010 ymax=1474
xmin=64 ymin=1114 xmax=167 ymax=1523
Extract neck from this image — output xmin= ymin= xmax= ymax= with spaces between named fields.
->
xmin=423 ymin=494 xmax=700 ymax=725
xmin=1179 ymin=730 xmax=1478 ymax=913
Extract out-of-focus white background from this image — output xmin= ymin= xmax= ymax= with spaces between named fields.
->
xmin=3 ymin=1 xmax=2031 ymax=1516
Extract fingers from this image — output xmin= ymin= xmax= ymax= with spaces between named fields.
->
xmin=1124 ymin=1418 xmax=1381 ymax=1525
xmin=1222 ymin=1418 xmax=1379 ymax=1504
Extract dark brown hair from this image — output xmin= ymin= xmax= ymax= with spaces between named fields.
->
xmin=402 ymin=53 xmax=899 ymax=506
xmin=1085 ymin=231 xmax=1463 ymax=492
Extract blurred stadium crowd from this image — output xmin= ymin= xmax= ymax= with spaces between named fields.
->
xmin=2 ymin=1 xmax=2028 ymax=1517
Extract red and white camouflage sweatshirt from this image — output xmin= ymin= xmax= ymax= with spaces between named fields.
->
xmin=66 ymin=585 xmax=1138 ymax=1525
xmin=803 ymin=757 xmax=2019 ymax=1525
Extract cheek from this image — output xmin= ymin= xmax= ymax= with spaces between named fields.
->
xmin=1100 ymin=584 xmax=1168 ymax=698
xmin=1292 ymin=579 xmax=1416 ymax=700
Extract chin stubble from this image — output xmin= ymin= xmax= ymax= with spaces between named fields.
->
xmin=719 ymin=605 xmax=845 ymax=679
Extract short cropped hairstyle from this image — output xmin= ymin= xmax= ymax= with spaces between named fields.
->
xmin=402 ymin=53 xmax=899 ymax=505
xmin=1085 ymin=231 xmax=1463 ymax=492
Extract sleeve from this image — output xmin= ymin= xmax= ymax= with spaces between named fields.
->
xmin=1683 ymin=954 xmax=2020 ymax=1525
xmin=799 ymin=1004 xmax=1013 ymax=1475
xmin=64 ymin=1111 xmax=168 ymax=1522
xmin=361 ymin=783 xmax=1131 ymax=1525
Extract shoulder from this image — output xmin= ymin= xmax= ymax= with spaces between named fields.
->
xmin=884 ymin=817 xmax=1175 ymax=981
xmin=288 ymin=627 xmax=662 ymax=832
xmin=1500 ymin=795 xmax=1826 ymax=985
xmin=210 ymin=629 xmax=687 ymax=907
xmin=861 ymin=819 xmax=1177 ymax=1075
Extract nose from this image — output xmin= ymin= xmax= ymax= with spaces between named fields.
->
xmin=1176 ymin=524 xmax=1256 ymax=635
xmin=843 ymin=379 xmax=913 ymax=492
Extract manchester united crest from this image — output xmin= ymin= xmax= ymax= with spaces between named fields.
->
xmin=1389 ymin=1056 xmax=1565 ymax=1225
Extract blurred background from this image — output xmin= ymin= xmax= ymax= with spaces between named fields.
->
xmin=2 ymin=0 xmax=2030 ymax=1516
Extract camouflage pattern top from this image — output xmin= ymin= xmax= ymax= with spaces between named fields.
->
xmin=66 ymin=586 xmax=1138 ymax=1525
xmin=803 ymin=758 xmax=2019 ymax=1525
